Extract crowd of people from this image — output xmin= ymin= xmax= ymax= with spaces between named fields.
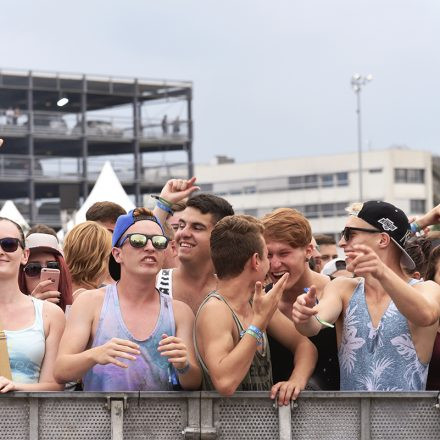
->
xmin=1 ymin=172 xmax=440 ymax=403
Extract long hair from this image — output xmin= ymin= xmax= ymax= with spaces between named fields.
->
xmin=18 ymin=252 xmax=73 ymax=312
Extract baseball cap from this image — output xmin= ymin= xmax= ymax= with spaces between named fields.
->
xmin=354 ymin=200 xmax=415 ymax=270
xmin=321 ymin=258 xmax=347 ymax=277
xmin=26 ymin=233 xmax=62 ymax=256
xmin=108 ymin=209 xmax=164 ymax=281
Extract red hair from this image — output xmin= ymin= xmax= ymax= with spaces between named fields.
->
xmin=18 ymin=252 xmax=73 ymax=312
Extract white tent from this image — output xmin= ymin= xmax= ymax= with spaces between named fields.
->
xmin=0 ymin=200 xmax=30 ymax=231
xmin=72 ymin=161 xmax=135 ymax=226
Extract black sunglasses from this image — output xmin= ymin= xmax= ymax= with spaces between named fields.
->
xmin=0 ymin=237 xmax=24 ymax=253
xmin=340 ymin=227 xmax=381 ymax=242
xmin=119 ymin=233 xmax=169 ymax=250
xmin=23 ymin=261 xmax=60 ymax=277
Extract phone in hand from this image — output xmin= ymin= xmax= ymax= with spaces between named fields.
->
xmin=40 ymin=268 xmax=60 ymax=292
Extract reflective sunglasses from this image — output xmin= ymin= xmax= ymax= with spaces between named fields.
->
xmin=0 ymin=237 xmax=24 ymax=253
xmin=23 ymin=261 xmax=60 ymax=277
xmin=119 ymin=233 xmax=169 ymax=250
xmin=340 ymin=226 xmax=381 ymax=242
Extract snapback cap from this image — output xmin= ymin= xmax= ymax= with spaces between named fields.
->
xmin=354 ymin=200 xmax=415 ymax=270
xmin=26 ymin=233 xmax=62 ymax=256
xmin=108 ymin=209 xmax=164 ymax=281
xmin=321 ymin=258 xmax=347 ymax=277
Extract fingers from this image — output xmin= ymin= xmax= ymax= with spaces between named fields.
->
xmin=270 ymin=382 xmax=301 ymax=406
xmin=37 ymin=290 xmax=61 ymax=301
xmin=110 ymin=338 xmax=140 ymax=351
xmin=0 ymin=377 xmax=14 ymax=393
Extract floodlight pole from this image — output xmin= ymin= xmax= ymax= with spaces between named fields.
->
xmin=351 ymin=74 xmax=372 ymax=202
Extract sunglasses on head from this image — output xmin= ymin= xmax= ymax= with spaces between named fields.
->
xmin=23 ymin=261 xmax=60 ymax=277
xmin=0 ymin=237 xmax=24 ymax=253
xmin=340 ymin=226 xmax=381 ymax=242
xmin=119 ymin=233 xmax=169 ymax=250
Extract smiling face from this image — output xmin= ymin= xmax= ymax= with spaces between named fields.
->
xmin=174 ymin=207 xmax=215 ymax=264
xmin=0 ymin=219 xmax=28 ymax=280
xmin=266 ymin=240 xmax=312 ymax=290
xmin=112 ymin=219 xmax=166 ymax=281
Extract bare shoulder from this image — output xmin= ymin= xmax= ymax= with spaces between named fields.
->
xmin=172 ymin=298 xmax=195 ymax=319
xmin=42 ymin=300 xmax=66 ymax=322
xmin=312 ymin=271 xmax=331 ymax=292
xmin=325 ymin=276 xmax=360 ymax=297
xmin=413 ymin=279 xmax=440 ymax=296
xmin=70 ymin=287 xmax=106 ymax=316
xmin=196 ymin=296 xmax=234 ymax=327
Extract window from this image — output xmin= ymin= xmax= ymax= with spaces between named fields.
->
xmin=320 ymin=174 xmax=334 ymax=187
xmin=243 ymin=209 xmax=258 ymax=216
xmin=304 ymin=204 xmax=319 ymax=219
xmin=288 ymin=175 xmax=304 ymax=189
xmin=394 ymin=168 xmax=425 ymax=184
xmin=336 ymin=172 xmax=349 ymax=186
xmin=304 ymin=174 xmax=318 ymax=189
xmin=369 ymin=168 xmax=382 ymax=174
xmin=410 ymin=199 xmax=426 ymax=214
xmin=199 ymin=183 xmax=213 ymax=192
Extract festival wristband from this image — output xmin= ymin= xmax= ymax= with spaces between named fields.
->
xmin=151 ymin=195 xmax=173 ymax=208
xmin=304 ymin=288 xmax=335 ymax=329
xmin=410 ymin=222 xmax=421 ymax=234
xmin=156 ymin=200 xmax=174 ymax=215
xmin=248 ymin=324 xmax=263 ymax=339
xmin=175 ymin=361 xmax=191 ymax=375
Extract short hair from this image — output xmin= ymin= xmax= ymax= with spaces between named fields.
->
xmin=261 ymin=208 xmax=311 ymax=248
xmin=403 ymin=236 xmax=431 ymax=277
xmin=86 ymin=202 xmax=126 ymax=223
xmin=425 ymin=245 xmax=440 ymax=282
xmin=162 ymin=221 xmax=175 ymax=240
xmin=63 ymin=221 xmax=112 ymax=289
xmin=0 ymin=216 xmax=25 ymax=247
xmin=314 ymin=234 xmax=336 ymax=246
xmin=171 ymin=201 xmax=186 ymax=213
xmin=211 ymin=215 xmax=264 ymax=279
xmin=186 ymin=194 xmax=234 ymax=224
xmin=27 ymin=224 xmax=57 ymax=238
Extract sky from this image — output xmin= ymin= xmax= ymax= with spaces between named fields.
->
xmin=1 ymin=0 xmax=440 ymax=164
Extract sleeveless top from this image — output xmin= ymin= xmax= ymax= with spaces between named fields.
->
xmin=194 ymin=291 xmax=273 ymax=391
xmin=5 ymin=297 xmax=45 ymax=384
xmin=426 ymin=332 xmax=440 ymax=390
xmin=339 ymin=278 xmax=428 ymax=391
xmin=83 ymin=284 xmax=176 ymax=391
xmin=156 ymin=269 xmax=174 ymax=297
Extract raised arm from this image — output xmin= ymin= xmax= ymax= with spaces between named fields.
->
xmin=54 ymin=291 xmax=140 ymax=383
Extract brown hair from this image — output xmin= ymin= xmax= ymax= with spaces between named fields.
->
xmin=63 ymin=221 xmax=112 ymax=289
xmin=86 ymin=201 xmax=126 ymax=223
xmin=425 ymin=245 xmax=440 ymax=282
xmin=0 ymin=216 xmax=25 ymax=247
xmin=261 ymin=208 xmax=311 ymax=248
xmin=171 ymin=201 xmax=187 ymax=213
xmin=211 ymin=215 xmax=264 ymax=279
xmin=187 ymin=194 xmax=234 ymax=224
xmin=403 ymin=236 xmax=432 ymax=277
xmin=314 ymin=233 xmax=336 ymax=246
xmin=27 ymin=224 xmax=57 ymax=238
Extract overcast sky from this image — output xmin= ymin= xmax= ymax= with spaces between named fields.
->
xmin=1 ymin=0 xmax=439 ymax=164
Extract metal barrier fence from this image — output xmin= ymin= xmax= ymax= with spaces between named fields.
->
xmin=1 ymin=391 xmax=440 ymax=440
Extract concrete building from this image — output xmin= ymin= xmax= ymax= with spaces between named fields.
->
xmin=195 ymin=148 xmax=435 ymax=236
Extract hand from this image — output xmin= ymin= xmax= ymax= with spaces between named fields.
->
xmin=159 ymin=177 xmax=200 ymax=204
xmin=252 ymin=273 xmax=289 ymax=331
xmin=157 ymin=333 xmax=188 ymax=370
xmin=270 ymin=377 xmax=305 ymax=405
xmin=0 ymin=139 xmax=3 ymax=147
xmin=92 ymin=338 xmax=140 ymax=368
xmin=415 ymin=204 xmax=440 ymax=229
xmin=30 ymin=279 xmax=61 ymax=303
xmin=346 ymin=244 xmax=385 ymax=279
xmin=291 ymin=285 xmax=318 ymax=325
xmin=0 ymin=376 xmax=16 ymax=393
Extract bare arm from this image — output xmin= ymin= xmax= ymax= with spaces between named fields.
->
xmin=54 ymin=291 xmax=140 ymax=383
xmin=157 ymin=300 xmax=202 ymax=390
xmin=267 ymin=310 xmax=317 ymax=404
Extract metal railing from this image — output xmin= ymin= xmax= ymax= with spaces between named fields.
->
xmin=1 ymin=391 xmax=439 ymax=440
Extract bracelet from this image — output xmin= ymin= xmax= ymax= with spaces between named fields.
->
xmin=175 ymin=361 xmax=190 ymax=375
xmin=410 ymin=222 xmax=421 ymax=233
xmin=151 ymin=195 xmax=173 ymax=208
xmin=248 ymin=324 xmax=263 ymax=339
xmin=156 ymin=200 xmax=174 ymax=215
xmin=240 ymin=328 xmax=263 ymax=346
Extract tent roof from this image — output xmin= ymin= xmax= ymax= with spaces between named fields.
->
xmin=0 ymin=200 xmax=30 ymax=230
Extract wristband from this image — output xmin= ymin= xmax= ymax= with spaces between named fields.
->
xmin=175 ymin=361 xmax=190 ymax=375
xmin=248 ymin=324 xmax=263 ymax=339
xmin=243 ymin=329 xmax=263 ymax=346
xmin=410 ymin=222 xmax=421 ymax=233
xmin=156 ymin=200 xmax=174 ymax=215
xmin=151 ymin=195 xmax=173 ymax=208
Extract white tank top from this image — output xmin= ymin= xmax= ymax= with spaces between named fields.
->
xmin=5 ymin=297 xmax=46 ymax=384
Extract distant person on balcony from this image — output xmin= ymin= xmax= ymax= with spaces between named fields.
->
xmin=194 ymin=215 xmax=317 ymax=403
xmin=161 ymin=114 xmax=168 ymax=135
xmin=172 ymin=116 xmax=180 ymax=135
xmin=5 ymin=108 xmax=13 ymax=125
xmin=18 ymin=233 xmax=73 ymax=313
xmin=54 ymin=208 xmax=202 ymax=391
xmin=0 ymin=217 xmax=65 ymax=392
xmin=13 ymin=107 xmax=20 ymax=125
xmin=63 ymin=221 xmax=112 ymax=301
xmin=292 ymin=201 xmax=440 ymax=391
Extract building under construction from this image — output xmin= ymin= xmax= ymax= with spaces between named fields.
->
xmin=0 ymin=68 xmax=193 ymax=228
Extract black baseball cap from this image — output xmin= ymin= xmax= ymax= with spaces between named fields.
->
xmin=355 ymin=201 xmax=415 ymax=270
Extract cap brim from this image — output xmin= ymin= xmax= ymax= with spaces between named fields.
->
xmin=391 ymin=237 xmax=416 ymax=271
xmin=108 ymin=253 xmax=121 ymax=281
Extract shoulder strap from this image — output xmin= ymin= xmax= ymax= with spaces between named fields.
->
xmin=0 ymin=318 xmax=12 ymax=380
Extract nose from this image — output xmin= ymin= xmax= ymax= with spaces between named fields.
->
xmin=338 ymin=234 xmax=346 ymax=248
xmin=269 ymin=255 xmax=281 ymax=270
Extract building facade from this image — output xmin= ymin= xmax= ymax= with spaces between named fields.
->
xmin=195 ymin=148 xmax=434 ymax=236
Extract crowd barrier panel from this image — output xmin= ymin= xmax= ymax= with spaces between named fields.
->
xmin=1 ymin=391 xmax=440 ymax=440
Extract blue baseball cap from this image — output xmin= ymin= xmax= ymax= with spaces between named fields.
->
xmin=108 ymin=209 xmax=164 ymax=280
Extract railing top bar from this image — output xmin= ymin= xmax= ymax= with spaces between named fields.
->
xmin=2 ymin=390 xmax=440 ymax=399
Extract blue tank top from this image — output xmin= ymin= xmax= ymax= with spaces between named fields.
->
xmin=339 ymin=278 xmax=428 ymax=391
xmin=5 ymin=297 xmax=45 ymax=384
xmin=83 ymin=284 xmax=176 ymax=391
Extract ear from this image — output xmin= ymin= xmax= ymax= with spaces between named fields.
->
xmin=21 ymin=248 xmax=29 ymax=266
xmin=249 ymin=252 xmax=259 ymax=271
xmin=411 ymin=271 xmax=421 ymax=280
xmin=112 ymin=247 xmax=123 ymax=264
xmin=378 ymin=232 xmax=391 ymax=249
xmin=305 ymin=243 xmax=314 ymax=260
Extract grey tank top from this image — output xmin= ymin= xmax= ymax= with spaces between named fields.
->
xmin=194 ymin=291 xmax=273 ymax=391
xmin=83 ymin=284 xmax=176 ymax=391
xmin=339 ymin=278 xmax=428 ymax=391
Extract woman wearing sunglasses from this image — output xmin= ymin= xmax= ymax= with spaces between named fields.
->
xmin=18 ymin=233 xmax=73 ymax=313
xmin=63 ymin=221 xmax=112 ymax=301
xmin=0 ymin=217 xmax=65 ymax=392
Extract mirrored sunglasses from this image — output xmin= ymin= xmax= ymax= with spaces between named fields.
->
xmin=119 ymin=233 xmax=169 ymax=250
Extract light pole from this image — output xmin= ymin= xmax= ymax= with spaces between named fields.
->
xmin=351 ymin=73 xmax=373 ymax=202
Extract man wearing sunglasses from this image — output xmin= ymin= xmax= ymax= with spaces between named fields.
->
xmin=292 ymin=201 xmax=440 ymax=391
xmin=54 ymin=208 xmax=201 ymax=391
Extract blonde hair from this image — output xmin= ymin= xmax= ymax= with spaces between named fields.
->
xmin=345 ymin=202 xmax=364 ymax=216
xmin=63 ymin=221 xmax=112 ymax=288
